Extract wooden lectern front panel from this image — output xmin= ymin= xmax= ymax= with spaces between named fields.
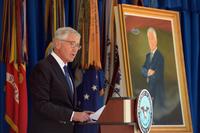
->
xmin=100 ymin=125 xmax=134 ymax=133
xmin=99 ymin=99 xmax=124 ymax=123
xmin=99 ymin=98 xmax=135 ymax=123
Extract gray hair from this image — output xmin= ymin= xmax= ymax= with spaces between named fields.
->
xmin=147 ymin=27 xmax=157 ymax=40
xmin=54 ymin=27 xmax=81 ymax=40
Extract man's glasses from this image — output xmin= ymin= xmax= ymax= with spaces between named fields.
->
xmin=60 ymin=40 xmax=81 ymax=50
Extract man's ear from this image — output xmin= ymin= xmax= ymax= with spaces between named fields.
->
xmin=54 ymin=39 xmax=61 ymax=49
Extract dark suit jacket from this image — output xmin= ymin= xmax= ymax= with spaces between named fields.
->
xmin=141 ymin=49 xmax=165 ymax=103
xmin=29 ymin=54 xmax=78 ymax=133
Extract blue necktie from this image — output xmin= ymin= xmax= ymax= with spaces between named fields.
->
xmin=150 ymin=52 xmax=153 ymax=62
xmin=63 ymin=65 xmax=73 ymax=97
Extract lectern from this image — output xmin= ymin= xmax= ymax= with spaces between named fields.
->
xmin=98 ymin=98 xmax=137 ymax=133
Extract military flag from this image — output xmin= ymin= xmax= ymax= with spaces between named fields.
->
xmin=0 ymin=0 xmax=28 ymax=133
xmin=75 ymin=68 xmax=104 ymax=133
xmin=44 ymin=0 xmax=65 ymax=56
xmin=75 ymin=0 xmax=104 ymax=133
xmin=101 ymin=0 xmax=124 ymax=101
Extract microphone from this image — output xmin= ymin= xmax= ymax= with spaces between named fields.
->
xmin=104 ymin=79 xmax=121 ymax=98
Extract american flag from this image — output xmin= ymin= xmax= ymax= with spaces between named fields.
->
xmin=78 ymin=68 xmax=104 ymax=110
xmin=75 ymin=67 xmax=104 ymax=133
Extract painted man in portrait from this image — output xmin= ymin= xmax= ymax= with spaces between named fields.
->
xmin=141 ymin=27 xmax=165 ymax=124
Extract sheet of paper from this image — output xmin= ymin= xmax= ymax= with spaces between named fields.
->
xmin=89 ymin=105 xmax=106 ymax=121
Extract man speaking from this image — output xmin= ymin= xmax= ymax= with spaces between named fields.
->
xmin=29 ymin=27 xmax=91 ymax=133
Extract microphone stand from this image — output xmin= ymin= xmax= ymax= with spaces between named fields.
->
xmin=105 ymin=80 xmax=121 ymax=99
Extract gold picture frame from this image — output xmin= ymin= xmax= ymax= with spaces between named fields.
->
xmin=114 ymin=4 xmax=192 ymax=132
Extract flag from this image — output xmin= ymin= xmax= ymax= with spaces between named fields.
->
xmin=103 ymin=0 xmax=138 ymax=100
xmin=44 ymin=0 xmax=65 ymax=56
xmin=77 ymin=0 xmax=101 ymax=69
xmin=44 ymin=0 xmax=77 ymax=57
xmin=75 ymin=68 xmax=104 ymax=133
xmin=5 ymin=62 xmax=28 ymax=133
xmin=106 ymin=44 xmax=121 ymax=103
xmin=77 ymin=68 xmax=104 ymax=110
xmin=101 ymin=0 xmax=125 ymax=101
xmin=1 ymin=0 xmax=28 ymax=133
xmin=75 ymin=0 xmax=104 ymax=133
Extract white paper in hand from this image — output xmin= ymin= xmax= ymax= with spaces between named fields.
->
xmin=89 ymin=105 xmax=106 ymax=121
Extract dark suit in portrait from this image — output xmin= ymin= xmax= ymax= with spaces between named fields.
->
xmin=141 ymin=49 xmax=165 ymax=124
xmin=29 ymin=54 xmax=78 ymax=133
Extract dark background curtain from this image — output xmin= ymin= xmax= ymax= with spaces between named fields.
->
xmin=0 ymin=0 xmax=199 ymax=133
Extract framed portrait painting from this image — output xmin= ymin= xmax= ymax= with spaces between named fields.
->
xmin=114 ymin=4 xmax=192 ymax=132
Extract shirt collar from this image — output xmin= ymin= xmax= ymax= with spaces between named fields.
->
xmin=151 ymin=48 xmax=157 ymax=54
xmin=51 ymin=51 xmax=68 ymax=73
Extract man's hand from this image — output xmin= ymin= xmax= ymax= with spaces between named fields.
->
xmin=147 ymin=69 xmax=155 ymax=76
xmin=72 ymin=112 xmax=90 ymax=122
xmin=99 ymin=89 xmax=105 ymax=96
xmin=84 ymin=111 xmax=94 ymax=115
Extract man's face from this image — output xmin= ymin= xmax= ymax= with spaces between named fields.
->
xmin=54 ymin=33 xmax=80 ymax=63
xmin=147 ymin=31 xmax=157 ymax=51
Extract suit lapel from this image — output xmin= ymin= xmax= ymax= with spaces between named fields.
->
xmin=47 ymin=55 xmax=74 ymax=104
xmin=67 ymin=69 xmax=77 ymax=107
xmin=149 ymin=50 xmax=158 ymax=64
